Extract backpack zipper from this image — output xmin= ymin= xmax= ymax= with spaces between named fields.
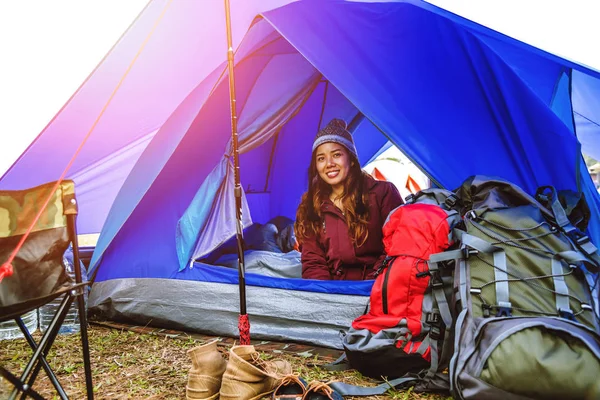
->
xmin=382 ymin=259 xmax=394 ymax=314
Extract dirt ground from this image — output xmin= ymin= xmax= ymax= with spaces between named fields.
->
xmin=0 ymin=324 xmax=450 ymax=399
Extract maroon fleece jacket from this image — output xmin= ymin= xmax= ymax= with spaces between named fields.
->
xmin=300 ymin=176 xmax=403 ymax=280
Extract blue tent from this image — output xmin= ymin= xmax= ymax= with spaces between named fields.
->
xmin=10 ymin=0 xmax=600 ymax=347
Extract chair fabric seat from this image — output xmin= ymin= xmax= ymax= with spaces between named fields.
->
xmin=0 ymin=282 xmax=88 ymax=322
xmin=0 ymin=227 xmax=72 ymax=312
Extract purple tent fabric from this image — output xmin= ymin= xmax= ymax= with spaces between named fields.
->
xmin=85 ymin=0 xmax=600 ymax=283
xmin=0 ymin=0 xmax=598 ymax=240
xmin=0 ymin=0 xmax=292 ymax=234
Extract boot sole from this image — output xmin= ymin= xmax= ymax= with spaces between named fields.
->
xmin=220 ymin=389 xmax=276 ymax=400
xmin=186 ymin=386 xmax=219 ymax=400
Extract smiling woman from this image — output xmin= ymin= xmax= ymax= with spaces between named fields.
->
xmin=294 ymin=118 xmax=403 ymax=280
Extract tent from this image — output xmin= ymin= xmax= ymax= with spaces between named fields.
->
xmin=363 ymin=147 xmax=430 ymax=199
xmin=3 ymin=0 xmax=600 ymax=348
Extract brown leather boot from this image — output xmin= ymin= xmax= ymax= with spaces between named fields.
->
xmin=220 ymin=345 xmax=292 ymax=400
xmin=186 ymin=340 xmax=227 ymax=400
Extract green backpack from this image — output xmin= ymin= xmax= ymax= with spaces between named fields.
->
xmin=448 ymin=176 xmax=600 ymax=400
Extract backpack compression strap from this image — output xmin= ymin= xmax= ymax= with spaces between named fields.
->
xmin=426 ymin=249 xmax=463 ymax=379
xmin=538 ymin=186 xmax=600 ymax=270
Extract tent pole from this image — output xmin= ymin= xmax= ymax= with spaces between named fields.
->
xmin=224 ymin=0 xmax=250 ymax=345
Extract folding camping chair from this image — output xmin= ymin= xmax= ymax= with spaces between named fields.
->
xmin=0 ymin=180 xmax=93 ymax=399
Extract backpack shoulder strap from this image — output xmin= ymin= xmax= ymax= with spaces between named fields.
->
xmin=319 ymin=352 xmax=352 ymax=372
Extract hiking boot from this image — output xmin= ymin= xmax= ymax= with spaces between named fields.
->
xmin=273 ymin=374 xmax=308 ymax=399
xmin=302 ymin=381 xmax=343 ymax=400
xmin=186 ymin=340 xmax=227 ymax=400
xmin=220 ymin=345 xmax=292 ymax=400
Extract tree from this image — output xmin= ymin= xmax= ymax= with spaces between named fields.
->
xmin=584 ymin=154 xmax=598 ymax=168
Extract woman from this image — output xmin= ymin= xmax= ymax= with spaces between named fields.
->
xmin=295 ymin=118 xmax=403 ymax=280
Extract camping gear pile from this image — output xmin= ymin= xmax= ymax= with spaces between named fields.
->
xmin=185 ymin=340 xmax=342 ymax=400
xmin=337 ymin=176 xmax=600 ymax=399
xmin=181 ymin=174 xmax=600 ymax=400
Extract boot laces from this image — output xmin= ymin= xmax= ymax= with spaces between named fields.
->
xmin=307 ymin=381 xmax=334 ymax=397
xmin=249 ymin=351 xmax=285 ymax=375
xmin=274 ymin=373 xmax=305 ymax=396
xmin=279 ymin=373 xmax=303 ymax=387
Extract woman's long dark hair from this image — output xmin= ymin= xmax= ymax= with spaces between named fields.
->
xmin=295 ymin=150 xmax=371 ymax=247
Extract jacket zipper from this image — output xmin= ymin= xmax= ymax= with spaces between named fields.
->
xmin=382 ymin=259 xmax=393 ymax=314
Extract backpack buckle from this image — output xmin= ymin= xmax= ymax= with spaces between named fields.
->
xmin=429 ymin=270 xmax=443 ymax=288
xmin=405 ymin=193 xmax=415 ymax=204
xmin=429 ymin=325 xmax=441 ymax=340
xmin=570 ymin=232 xmax=599 ymax=256
xmin=482 ymin=304 xmax=492 ymax=318
xmin=463 ymin=247 xmax=478 ymax=258
xmin=496 ymin=301 xmax=512 ymax=317
xmin=444 ymin=194 xmax=457 ymax=208
xmin=576 ymin=235 xmax=590 ymax=246
xmin=559 ymin=308 xmax=576 ymax=321
xmin=374 ymin=256 xmax=394 ymax=277
xmin=537 ymin=193 xmax=549 ymax=203
xmin=425 ymin=312 xmax=441 ymax=324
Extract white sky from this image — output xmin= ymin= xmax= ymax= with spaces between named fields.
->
xmin=0 ymin=0 xmax=598 ymax=176
xmin=0 ymin=0 xmax=147 ymax=175
xmin=427 ymin=0 xmax=600 ymax=70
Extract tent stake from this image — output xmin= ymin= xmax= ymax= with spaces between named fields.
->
xmin=224 ymin=0 xmax=250 ymax=345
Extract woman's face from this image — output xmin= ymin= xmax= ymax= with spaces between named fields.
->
xmin=315 ymin=142 xmax=351 ymax=191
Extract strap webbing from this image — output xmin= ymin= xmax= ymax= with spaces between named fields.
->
xmin=550 ymin=192 xmax=573 ymax=231
xmin=460 ymin=231 xmax=499 ymax=254
xmin=434 ymin=287 xmax=453 ymax=327
xmin=320 ymin=353 xmax=351 ymax=372
xmin=493 ymin=251 xmax=510 ymax=308
xmin=429 ymin=249 xmax=464 ymax=263
xmin=558 ymin=250 xmax=593 ymax=264
xmin=552 ymin=257 xmax=572 ymax=314
xmin=415 ymin=335 xmax=430 ymax=355
xmin=427 ymin=249 xmax=463 ymax=327
xmin=425 ymin=335 xmax=440 ymax=379
xmin=461 ymin=232 xmax=511 ymax=310
xmin=543 ymin=186 xmax=600 ymax=269
xmin=426 ymin=249 xmax=465 ymax=379
xmin=329 ymin=376 xmax=417 ymax=396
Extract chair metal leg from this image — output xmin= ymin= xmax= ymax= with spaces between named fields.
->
xmin=15 ymin=315 xmax=69 ymax=399
xmin=0 ymin=366 xmax=45 ymax=400
xmin=9 ymin=293 xmax=92 ymax=400
xmin=68 ymin=213 xmax=94 ymax=400
xmin=75 ymin=287 xmax=94 ymax=400
xmin=9 ymin=295 xmax=72 ymax=400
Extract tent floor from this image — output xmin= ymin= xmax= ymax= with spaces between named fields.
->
xmin=90 ymin=319 xmax=344 ymax=361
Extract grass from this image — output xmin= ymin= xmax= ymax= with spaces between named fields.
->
xmin=0 ymin=325 xmax=451 ymax=399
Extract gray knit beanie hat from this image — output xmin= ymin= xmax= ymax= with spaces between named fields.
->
xmin=311 ymin=118 xmax=358 ymax=160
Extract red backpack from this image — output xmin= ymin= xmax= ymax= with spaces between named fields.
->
xmin=341 ymin=189 xmax=461 ymax=382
